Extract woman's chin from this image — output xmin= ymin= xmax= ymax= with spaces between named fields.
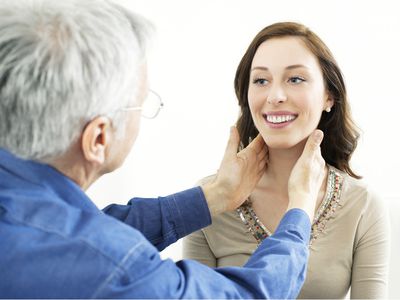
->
xmin=265 ymin=139 xmax=304 ymax=150
xmin=259 ymin=131 xmax=308 ymax=150
xmin=267 ymin=143 xmax=296 ymax=150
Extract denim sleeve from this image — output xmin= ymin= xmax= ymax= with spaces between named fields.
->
xmin=93 ymin=209 xmax=311 ymax=299
xmin=102 ymin=187 xmax=211 ymax=251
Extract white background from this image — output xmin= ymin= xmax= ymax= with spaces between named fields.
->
xmin=87 ymin=0 xmax=400 ymax=297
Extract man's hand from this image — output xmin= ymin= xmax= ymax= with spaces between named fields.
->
xmin=287 ymin=130 xmax=326 ymax=222
xmin=201 ymin=126 xmax=268 ymax=216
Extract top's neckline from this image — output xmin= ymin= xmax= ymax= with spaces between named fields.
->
xmin=236 ymin=165 xmax=345 ymax=244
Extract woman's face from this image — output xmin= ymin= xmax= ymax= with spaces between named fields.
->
xmin=248 ymin=36 xmax=333 ymax=149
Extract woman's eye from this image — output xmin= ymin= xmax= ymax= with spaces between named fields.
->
xmin=288 ymin=76 xmax=306 ymax=84
xmin=252 ymin=78 xmax=269 ymax=85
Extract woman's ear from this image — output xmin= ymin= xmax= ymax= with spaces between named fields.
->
xmin=325 ymin=94 xmax=334 ymax=112
xmin=81 ymin=116 xmax=113 ymax=165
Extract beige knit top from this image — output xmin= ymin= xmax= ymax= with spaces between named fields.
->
xmin=183 ymin=166 xmax=390 ymax=299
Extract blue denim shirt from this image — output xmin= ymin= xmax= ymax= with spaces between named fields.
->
xmin=0 ymin=148 xmax=311 ymax=298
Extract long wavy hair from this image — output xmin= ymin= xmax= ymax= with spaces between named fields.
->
xmin=235 ymin=22 xmax=361 ymax=178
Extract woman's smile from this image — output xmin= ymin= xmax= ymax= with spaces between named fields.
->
xmin=262 ymin=111 xmax=298 ymax=129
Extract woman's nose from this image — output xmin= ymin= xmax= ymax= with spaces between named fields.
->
xmin=266 ymin=84 xmax=287 ymax=105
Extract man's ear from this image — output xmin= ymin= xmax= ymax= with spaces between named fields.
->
xmin=81 ymin=116 xmax=112 ymax=165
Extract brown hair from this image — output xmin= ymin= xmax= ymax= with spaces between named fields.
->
xmin=235 ymin=22 xmax=361 ymax=178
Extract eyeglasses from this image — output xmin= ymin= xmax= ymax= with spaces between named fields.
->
xmin=120 ymin=89 xmax=164 ymax=119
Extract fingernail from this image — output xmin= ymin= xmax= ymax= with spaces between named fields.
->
xmin=313 ymin=130 xmax=323 ymax=143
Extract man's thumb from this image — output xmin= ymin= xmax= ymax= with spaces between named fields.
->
xmin=224 ymin=126 xmax=240 ymax=159
xmin=305 ymin=130 xmax=324 ymax=153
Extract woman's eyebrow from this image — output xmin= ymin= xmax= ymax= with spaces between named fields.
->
xmin=286 ymin=64 xmax=309 ymax=70
xmin=251 ymin=64 xmax=309 ymax=72
xmin=251 ymin=66 xmax=269 ymax=72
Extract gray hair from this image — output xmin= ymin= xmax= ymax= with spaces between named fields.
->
xmin=0 ymin=0 xmax=153 ymax=160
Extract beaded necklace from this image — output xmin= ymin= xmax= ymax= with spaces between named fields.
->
xmin=236 ymin=166 xmax=344 ymax=245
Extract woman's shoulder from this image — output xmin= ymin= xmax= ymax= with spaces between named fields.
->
xmin=330 ymin=165 xmax=387 ymax=219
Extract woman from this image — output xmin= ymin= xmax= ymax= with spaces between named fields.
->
xmin=183 ymin=22 xmax=390 ymax=299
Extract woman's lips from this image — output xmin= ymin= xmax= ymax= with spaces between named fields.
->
xmin=262 ymin=112 xmax=298 ymax=129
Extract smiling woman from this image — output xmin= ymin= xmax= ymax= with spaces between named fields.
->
xmin=183 ymin=22 xmax=390 ymax=299
xmin=248 ymin=37 xmax=333 ymax=148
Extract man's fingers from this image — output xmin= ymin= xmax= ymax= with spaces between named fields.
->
xmin=258 ymin=158 xmax=267 ymax=171
xmin=223 ymin=128 xmax=268 ymax=168
xmin=247 ymin=134 xmax=265 ymax=154
xmin=258 ymin=146 xmax=268 ymax=161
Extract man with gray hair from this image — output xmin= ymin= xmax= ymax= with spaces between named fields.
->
xmin=0 ymin=0 xmax=326 ymax=298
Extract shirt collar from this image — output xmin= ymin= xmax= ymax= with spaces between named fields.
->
xmin=0 ymin=148 xmax=99 ymax=213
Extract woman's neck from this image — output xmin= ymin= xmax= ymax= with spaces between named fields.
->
xmin=262 ymin=140 xmax=307 ymax=191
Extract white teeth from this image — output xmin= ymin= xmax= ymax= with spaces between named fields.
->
xmin=266 ymin=115 xmax=296 ymax=124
